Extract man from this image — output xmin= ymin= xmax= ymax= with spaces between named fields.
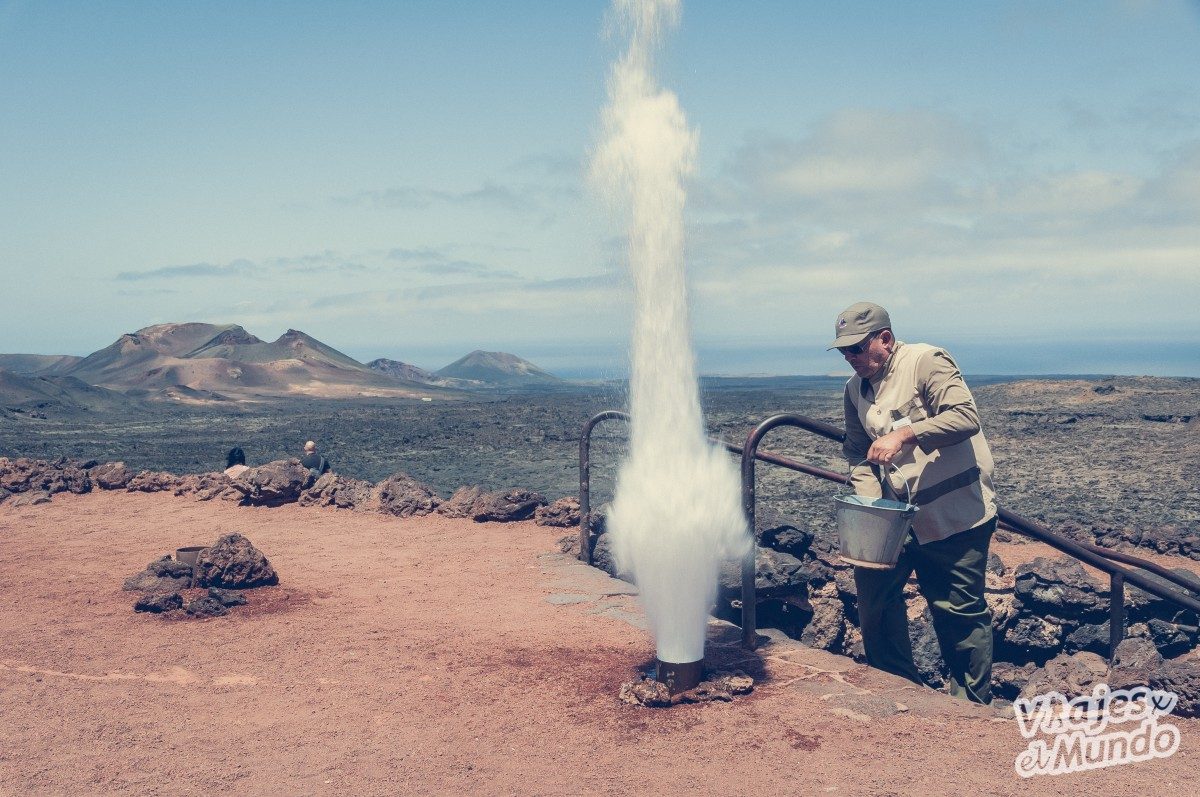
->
xmin=300 ymin=440 xmax=330 ymax=479
xmin=830 ymin=301 xmax=997 ymax=704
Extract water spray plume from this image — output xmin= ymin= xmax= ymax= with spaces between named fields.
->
xmin=592 ymin=0 xmax=751 ymax=668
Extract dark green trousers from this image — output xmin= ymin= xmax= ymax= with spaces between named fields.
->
xmin=853 ymin=517 xmax=996 ymax=704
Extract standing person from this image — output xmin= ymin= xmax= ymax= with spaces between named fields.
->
xmin=829 ymin=301 xmax=998 ymax=704
xmin=300 ymin=440 xmax=330 ymax=479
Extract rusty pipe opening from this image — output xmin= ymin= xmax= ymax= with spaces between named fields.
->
xmin=655 ymin=658 xmax=703 ymax=694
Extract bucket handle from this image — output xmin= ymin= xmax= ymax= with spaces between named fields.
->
xmin=847 ymin=459 xmax=917 ymax=506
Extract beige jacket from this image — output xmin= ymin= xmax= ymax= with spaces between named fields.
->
xmin=843 ymin=341 xmax=997 ymax=543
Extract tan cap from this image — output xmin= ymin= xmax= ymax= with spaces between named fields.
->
xmin=828 ymin=302 xmax=891 ymax=349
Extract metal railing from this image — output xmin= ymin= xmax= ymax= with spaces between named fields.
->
xmin=578 ymin=410 xmax=1200 ymax=660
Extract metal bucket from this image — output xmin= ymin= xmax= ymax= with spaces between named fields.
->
xmin=835 ymin=462 xmax=917 ymax=569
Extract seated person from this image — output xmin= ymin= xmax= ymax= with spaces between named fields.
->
xmin=224 ymin=447 xmax=249 ymax=479
xmin=300 ymin=440 xmax=330 ymax=478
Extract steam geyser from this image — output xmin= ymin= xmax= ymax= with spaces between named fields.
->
xmin=592 ymin=0 xmax=750 ymax=693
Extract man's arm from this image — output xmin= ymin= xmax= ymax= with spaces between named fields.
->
xmin=865 ymin=347 xmax=980 ymax=464
xmin=909 ymin=348 xmax=981 ymax=453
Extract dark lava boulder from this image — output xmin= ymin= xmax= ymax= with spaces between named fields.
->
xmin=908 ymin=603 xmax=948 ymax=688
xmin=1106 ymin=636 xmax=1164 ymax=690
xmin=758 ymin=524 xmax=815 ymax=559
xmin=299 ymin=472 xmax=376 ymax=511
xmin=435 ymin=485 xmax=485 ymax=518
xmin=376 ymin=472 xmax=441 ymax=517
xmin=992 ymin=661 xmax=1037 ymax=701
xmin=123 ymin=555 xmax=194 ymax=592
xmin=1013 ymin=556 xmax=1105 ymax=618
xmin=471 ymin=489 xmax=547 ymax=522
xmin=718 ymin=546 xmax=808 ymax=600
xmin=590 ymin=532 xmax=627 ymax=581
xmin=89 ymin=462 xmax=133 ymax=490
xmin=208 ymin=587 xmax=248 ymax=607
xmin=1005 ymin=616 xmax=1065 ymax=655
xmin=134 ymin=591 xmax=183 ymax=613
xmin=1019 ymin=651 xmax=1108 ymax=700
xmin=534 ymin=496 xmax=580 ymax=527
xmin=0 ymin=486 xmax=10 ymax=504
xmin=798 ymin=581 xmax=845 ymax=652
xmin=1158 ymin=658 xmax=1200 ymax=717
xmin=230 ymin=459 xmax=308 ymax=506
xmin=194 ymin=533 xmax=278 ymax=589
xmin=185 ymin=596 xmax=229 ymax=617
xmin=127 ymin=470 xmax=182 ymax=493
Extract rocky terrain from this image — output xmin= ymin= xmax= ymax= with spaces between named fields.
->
xmin=2 ymin=373 xmax=1197 ymax=705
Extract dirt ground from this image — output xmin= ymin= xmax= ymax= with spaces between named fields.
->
xmin=2 ymin=492 xmax=1197 ymax=796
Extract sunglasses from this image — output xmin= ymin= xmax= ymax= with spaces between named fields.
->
xmin=837 ymin=332 xmax=880 ymax=356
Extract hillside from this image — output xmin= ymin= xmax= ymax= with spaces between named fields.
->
xmin=436 ymin=350 xmax=561 ymax=385
xmin=57 ymin=323 xmax=454 ymax=401
xmin=0 ymin=354 xmax=83 ymax=376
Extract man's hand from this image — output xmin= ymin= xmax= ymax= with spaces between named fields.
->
xmin=867 ymin=427 xmax=916 ymax=465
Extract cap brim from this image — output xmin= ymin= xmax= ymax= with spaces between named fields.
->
xmin=827 ymin=331 xmax=871 ymax=351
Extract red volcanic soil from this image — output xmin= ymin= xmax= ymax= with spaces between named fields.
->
xmin=1 ymin=492 xmax=1198 ymax=796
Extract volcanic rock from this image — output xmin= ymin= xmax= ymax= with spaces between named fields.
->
xmin=134 ymin=591 xmax=183 ymax=613
xmin=799 ymin=581 xmax=845 ymax=651
xmin=0 ymin=486 xmax=10 ymax=504
xmin=193 ymin=533 xmax=278 ymax=589
xmin=534 ymin=496 xmax=580 ymax=527
xmin=0 ymin=456 xmax=91 ymax=495
xmin=718 ymin=546 xmax=808 ymax=600
xmin=376 ymin=472 xmax=441 ymax=517
xmin=619 ymin=672 xmax=754 ymax=707
xmin=185 ymin=596 xmax=229 ymax=617
xmin=1105 ymin=637 xmax=1163 ymax=690
xmin=471 ymin=488 xmax=547 ymax=522
xmin=758 ymin=524 xmax=815 ymax=559
xmin=299 ymin=472 xmax=377 ymax=511
xmin=123 ymin=555 xmax=194 ymax=592
xmin=1019 ymin=651 xmax=1109 ymax=699
xmin=1158 ymin=658 xmax=1200 ymax=717
xmin=1013 ymin=556 xmax=1105 ymax=618
xmin=1005 ymin=617 xmax=1064 ymax=655
xmin=10 ymin=490 xmax=52 ymax=507
xmin=1146 ymin=618 xmax=1196 ymax=658
xmin=174 ymin=472 xmax=237 ymax=501
xmin=589 ymin=532 xmax=628 ymax=582
xmin=89 ymin=461 xmax=133 ymax=490
xmin=434 ymin=485 xmax=485 ymax=518
xmin=908 ymin=601 xmax=947 ymax=687
xmin=992 ymin=661 xmax=1037 ymax=701
xmin=1064 ymin=622 xmax=1113 ymax=656
xmin=229 ymin=459 xmax=309 ymax=506
xmin=207 ymin=587 xmax=248 ymax=607
xmin=127 ymin=470 xmax=182 ymax=493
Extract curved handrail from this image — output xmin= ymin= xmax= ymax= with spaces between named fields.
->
xmin=737 ymin=413 xmax=1200 ymax=658
xmin=578 ymin=410 xmax=629 ymax=564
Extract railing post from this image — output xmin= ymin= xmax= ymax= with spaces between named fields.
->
xmin=1109 ymin=572 xmax=1126 ymax=662
xmin=578 ymin=411 xmax=629 ymax=565
xmin=740 ymin=432 xmax=758 ymax=649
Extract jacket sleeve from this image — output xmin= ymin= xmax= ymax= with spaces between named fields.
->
xmin=909 ymin=348 xmax=981 ymax=454
xmin=842 ymin=384 xmax=882 ymax=498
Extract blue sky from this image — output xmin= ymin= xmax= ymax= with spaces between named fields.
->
xmin=2 ymin=0 xmax=1198 ymax=377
